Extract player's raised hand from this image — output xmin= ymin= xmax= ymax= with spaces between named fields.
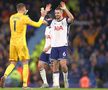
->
xmin=41 ymin=7 xmax=47 ymax=17
xmin=60 ymin=1 xmax=67 ymax=10
xmin=45 ymin=4 xmax=51 ymax=12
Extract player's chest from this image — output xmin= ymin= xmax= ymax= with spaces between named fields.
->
xmin=53 ymin=22 xmax=67 ymax=31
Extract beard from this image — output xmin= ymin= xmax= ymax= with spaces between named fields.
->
xmin=55 ymin=15 xmax=61 ymax=20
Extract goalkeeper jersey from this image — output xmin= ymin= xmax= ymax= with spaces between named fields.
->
xmin=10 ymin=12 xmax=43 ymax=45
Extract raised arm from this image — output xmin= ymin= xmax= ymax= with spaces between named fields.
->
xmin=43 ymin=4 xmax=52 ymax=25
xmin=45 ymin=4 xmax=51 ymax=14
xmin=60 ymin=2 xmax=74 ymax=23
xmin=25 ymin=4 xmax=51 ymax=27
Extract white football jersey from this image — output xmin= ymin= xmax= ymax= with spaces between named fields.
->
xmin=44 ymin=26 xmax=51 ymax=54
xmin=50 ymin=18 xmax=68 ymax=47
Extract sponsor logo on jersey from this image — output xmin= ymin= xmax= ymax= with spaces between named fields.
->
xmin=54 ymin=26 xmax=63 ymax=31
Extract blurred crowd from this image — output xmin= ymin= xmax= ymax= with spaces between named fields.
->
xmin=68 ymin=0 xmax=108 ymax=88
xmin=0 ymin=0 xmax=108 ymax=88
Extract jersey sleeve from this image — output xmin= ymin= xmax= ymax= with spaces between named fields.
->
xmin=66 ymin=17 xmax=71 ymax=25
xmin=24 ymin=16 xmax=44 ymax=27
xmin=45 ymin=26 xmax=51 ymax=36
xmin=50 ymin=20 xmax=54 ymax=28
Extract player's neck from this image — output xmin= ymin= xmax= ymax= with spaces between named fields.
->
xmin=18 ymin=11 xmax=24 ymax=14
xmin=56 ymin=17 xmax=63 ymax=22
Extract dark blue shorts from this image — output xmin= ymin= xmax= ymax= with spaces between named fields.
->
xmin=39 ymin=52 xmax=50 ymax=64
xmin=50 ymin=46 xmax=68 ymax=61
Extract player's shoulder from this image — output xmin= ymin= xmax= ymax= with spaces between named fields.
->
xmin=51 ymin=19 xmax=56 ymax=24
xmin=60 ymin=18 xmax=67 ymax=21
xmin=22 ymin=15 xmax=29 ymax=19
xmin=46 ymin=26 xmax=51 ymax=30
xmin=52 ymin=19 xmax=56 ymax=22
xmin=10 ymin=13 xmax=18 ymax=21
xmin=10 ymin=13 xmax=16 ymax=19
xmin=23 ymin=14 xmax=28 ymax=17
xmin=10 ymin=13 xmax=24 ymax=19
xmin=63 ymin=17 xmax=67 ymax=21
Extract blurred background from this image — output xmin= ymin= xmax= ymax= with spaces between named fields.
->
xmin=0 ymin=0 xmax=108 ymax=88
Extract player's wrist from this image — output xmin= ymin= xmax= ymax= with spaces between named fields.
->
xmin=62 ymin=7 xmax=67 ymax=10
xmin=40 ymin=16 xmax=44 ymax=20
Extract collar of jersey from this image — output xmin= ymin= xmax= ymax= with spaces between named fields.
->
xmin=56 ymin=18 xmax=64 ymax=22
xmin=17 ymin=12 xmax=23 ymax=15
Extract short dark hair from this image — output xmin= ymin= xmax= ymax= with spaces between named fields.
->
xmin=55 ymin=6 xmax=63 ymax=12
xmin=17 ymin=3 xmax=26 ymax=11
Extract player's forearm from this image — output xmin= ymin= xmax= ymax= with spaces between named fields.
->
xmin=64 ymin=8 xmax=74 ymax=21
xmin=35 ymin=17 xmax=45 ymax=27
xmin=29 ymin=17 xmax=44 ymax=27
xmin=43 ymin=45 xmax=51 ymax=52
xmin=43 ymin=20 xmax=49 ymax=25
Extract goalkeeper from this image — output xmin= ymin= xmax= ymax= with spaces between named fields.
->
xmin=0 ymin=3 xmax=51 ymax=88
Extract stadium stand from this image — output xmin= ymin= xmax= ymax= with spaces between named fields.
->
xmin=0 ymin=0 xmax=108 ymax=88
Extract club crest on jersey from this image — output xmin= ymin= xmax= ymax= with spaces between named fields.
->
xmin=54 ymin=26 xmax=63 ymax=31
